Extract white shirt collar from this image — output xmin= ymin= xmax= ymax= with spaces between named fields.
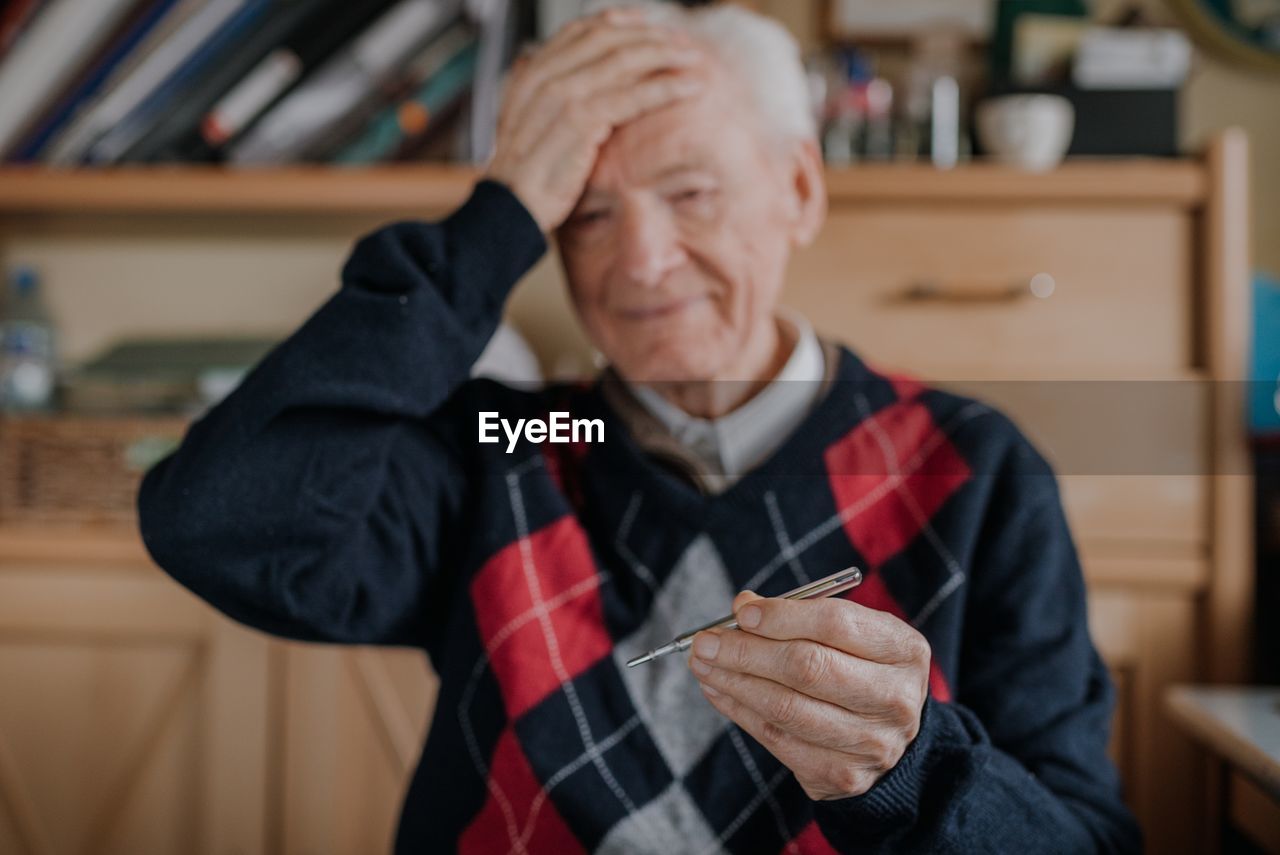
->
xmin=626 ymin=311 xmax=825 ymax=487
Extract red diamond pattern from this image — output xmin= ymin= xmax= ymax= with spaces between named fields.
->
xmin=459 ymin=728 xmax=586 ymax=855
xmin=823 ymin=399 xmax=971 ymax=570
xmin=784 ymin=820 xmax=842 ymax=853
xmin=470 ymin=515 xmax=611 ymax=719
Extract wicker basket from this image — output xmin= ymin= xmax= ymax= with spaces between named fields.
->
xmin=0 ymin=415 xmax=189 ymax=526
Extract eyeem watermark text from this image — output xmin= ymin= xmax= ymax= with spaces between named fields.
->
xmin=479 ymin=412 xmax=604 ymax=453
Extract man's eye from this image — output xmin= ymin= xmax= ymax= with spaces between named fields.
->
xmin=670 ymin=188 xmax=718 ymax=210
xmin=571 ymin=210 xmax=609 ymax=226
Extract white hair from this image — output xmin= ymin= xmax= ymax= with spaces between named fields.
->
xmin=577 ymin=1 xmax=817 ymax=142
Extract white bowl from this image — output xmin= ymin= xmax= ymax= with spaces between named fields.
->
xmin=976 ymin=94 xmax=1075 ymax=172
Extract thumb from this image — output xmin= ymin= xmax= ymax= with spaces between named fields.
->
xmin=732 ymin=590 xmax=764 ymax=615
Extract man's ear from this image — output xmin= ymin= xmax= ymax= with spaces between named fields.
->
xmin=783 ymin=138 xmax=827 ymax=247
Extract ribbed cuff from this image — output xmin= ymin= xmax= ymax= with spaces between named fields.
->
xmin=444 ymin=178 xmax=548 ymax=297
xmin=340 ymin=178 xmax=546 ymax=304
xmin=812 ymin=696 xmax=942 ymax=841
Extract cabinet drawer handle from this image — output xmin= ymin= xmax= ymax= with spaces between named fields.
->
xmin=897 ymin=279 xmax=1031 ymax=304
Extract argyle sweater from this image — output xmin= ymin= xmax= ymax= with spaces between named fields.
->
xmin=137 ymin=180 xmax=1142 ymax=854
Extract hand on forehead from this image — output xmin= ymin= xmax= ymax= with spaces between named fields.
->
xmin=487 ymin=5 xmax=715 ymax=231
xmin=514 ymin=6 xmax=713 ymax=100
xmin=542 ymin=13 xmax=729 ymax=177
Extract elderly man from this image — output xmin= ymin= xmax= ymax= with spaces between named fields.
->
xmin=139 ymin=4 xmax=1141 ymax=853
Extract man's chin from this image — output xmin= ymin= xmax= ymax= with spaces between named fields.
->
xmin=609 ymin=349 xmax=724 ymax=385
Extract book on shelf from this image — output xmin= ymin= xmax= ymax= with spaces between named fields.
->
xmin=0 ymin=0 xmax=538 ymax=166
xmin=40 ymin=0 xmax=233 ymax=165
xmin=83 ymin=0 xmax=276 ymax=165
xmin=334 ymin=27 xmax=478 ymax=164
xmin=8 ymin=0 xmax=184 ymax=162
xmin=60 ymin=336 xmax=278 ymax=415
xmin=0 ymin=0 xmax=141 ymax=156
xmin=118 ymin=0 xmax=398 ymax=163
xmin=177 ymin=0 xmax=402 ymax=162
xmin=469 ymin=0 xmax=516 ymax=163
xmin=302 ymin=18 xmax=474 ymax=162
xmin=227 ymin=0 xmax=465 ymax=166
xmin=396 ymin=96 xmax=470 ymax=161
xmin=0 ymin=0 xmax=46 ymax=64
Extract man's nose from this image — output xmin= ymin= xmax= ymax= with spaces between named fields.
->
xmin=618 ymin=204 xmax=686 ymax=287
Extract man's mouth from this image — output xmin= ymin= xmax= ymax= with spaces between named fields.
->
xmin=617 ymin=295 xmax=707 ymax=320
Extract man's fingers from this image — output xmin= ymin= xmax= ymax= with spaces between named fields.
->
xmin=494 ymin=70 xmax=698 ymax=227
xmin=530 ymin=6 xmax=650 ymax=69
xmin=512 ymin=69 xmax=704 ymax=163
xmin=593 ymin=70 xmax=705 ymax=127
xmin=504 ymin=37 xmax=701 ymax=145
xmin=484 ymin=11 xmax=706 ymax=232
xmin=509 ymin=50 xmax=706 ymax=153
xmin=588 ymin=41 xmax=706 ymax=94
xmin=690 ymin=628 xmax=909 ymax=717
xmin=504 ymin=22 xmax=692 ymax=132
xmin=735 ymin=594 xmax=932 ymax=666
xmin=507 ymin=24 xmax=659 ymax=116
xmin=690 ymin=656 xmax=877 ymax=754
xmin=697 ymin=683 xmax=880 ymax=799
xmin=529 ymin=16 xmax=677 ymax=85
xmin=731 ymin=590 xmax=764 ymax=613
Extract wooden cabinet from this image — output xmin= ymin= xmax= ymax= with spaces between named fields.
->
xmin=276 ymin=645 xmax=435 ymax=854
xmin=0 ymin=132 xmax=1252 ymax=854
xmin=0 ymin=529 xmax=433 ymax=855
xmin=0 ymin=539 xmax=270 ymax=855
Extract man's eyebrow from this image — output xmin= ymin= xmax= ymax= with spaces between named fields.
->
xmin=576 ymin=163 xmax=719 ymax=202
xmin=651 ymin=162 xmax=716 ymax=181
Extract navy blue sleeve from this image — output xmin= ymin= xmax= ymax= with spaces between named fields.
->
xmin=812 ymin=441 xmax=1142 ymax=854
xmin=137 ymin=180 xmax=546 ymax=646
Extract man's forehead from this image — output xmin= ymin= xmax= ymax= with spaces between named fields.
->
xmin=586 ymin=151 xmax=719 ymax=192
xmin=585 ymin=100 xmax=737 ymax=193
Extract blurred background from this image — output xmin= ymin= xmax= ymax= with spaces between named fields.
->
xmin=0 ymin=0 xmax=1276 ymax=852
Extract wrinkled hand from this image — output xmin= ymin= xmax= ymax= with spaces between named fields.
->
xmin=688 ymin=591 xmax=931 ymax=801
xmin=485 ymin=7 xmax=707 ymax=232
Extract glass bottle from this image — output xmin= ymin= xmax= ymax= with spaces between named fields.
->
xmin=0 ymin=265 xmax=57 ymax=411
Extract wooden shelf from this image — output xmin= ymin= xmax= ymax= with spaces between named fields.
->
xmin=0 ymin=158 xmax=1207 ymax=216
xmin=822 ymin=159 xmax=1207 ymax=206
xmin=0 ymin=523 xmax=149 ymax=565
xmin=0 ymin=164 xmax=482 ymax=216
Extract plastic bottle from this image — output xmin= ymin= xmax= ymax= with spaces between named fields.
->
xmin=0 ymin=265 xmax=57 ymax=411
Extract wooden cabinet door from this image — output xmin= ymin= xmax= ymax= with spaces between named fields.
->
xmin=1089 ymin=584 xmax=1205 ymax=854
xmin=785 ymin=205 xmax=1194 ymax=375
xmin=0 ymin=558 xmax=270 ymax=855
xmin=277 ymin=645 xmax=437 ymax=855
